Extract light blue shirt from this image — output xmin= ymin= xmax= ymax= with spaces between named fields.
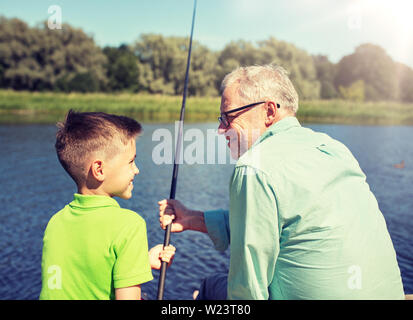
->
xmin=205 ymin=116 xmax=404 ymax=299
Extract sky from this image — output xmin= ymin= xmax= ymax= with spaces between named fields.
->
xmin=1 ymin=0 xmax=413 ymax=68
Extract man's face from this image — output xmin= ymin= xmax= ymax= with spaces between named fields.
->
xmin=102 ymin=138 xmax=139 ymax=199
xmin=218 ymin=84 xmax=266 ymax=159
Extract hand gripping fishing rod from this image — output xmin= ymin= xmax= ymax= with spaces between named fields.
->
xmin=157 ymin=0 xmax=197 ymax=300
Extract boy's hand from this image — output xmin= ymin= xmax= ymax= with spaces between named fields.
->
xmin=158 ymin=199 xmax=207 ymax=233
xmin=158 ymin=199 xmax=189 ymax=232
xmin=149 ymin=244 xmax=176 ymax=270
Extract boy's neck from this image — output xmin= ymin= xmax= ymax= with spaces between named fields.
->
xmin=78 ymin=185 xmax=112 ymax=198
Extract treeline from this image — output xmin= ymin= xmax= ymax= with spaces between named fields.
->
xmin=1 ymin=16 xmax=412 ymax=102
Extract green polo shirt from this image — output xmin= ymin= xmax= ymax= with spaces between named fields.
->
xmin=40 ymin=194 xmax=153 ymax=300
xmin=205 ymin=116 xmax=404 ymax=299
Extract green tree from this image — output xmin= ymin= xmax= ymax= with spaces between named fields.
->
xmin=0 ymin=17 xmax=44 ymax=90
xmin=218 ymin=40 xmax=262 ymax=66
xmin=313 ymin=55 xmax=338 ymax=99
xmin=215 ymin=40 xmax=261 ymax=92
xmin=133 ymin=34 xmax=186 ymax=94
xmin=339 ymin=80 xmax=365 ymax=101
xmin=258 ymin=38 xmax=320 ymax=100
xmin=395 ymin=63 xmax=413 ymax=102
xmin=103 ymin=44 xmax=141 ymax=91
xmin=66 ymin=72 xmax=100 ymax=92
xmin=42 ymin=22 xmax=107 ymax=92
xmin=0 ymin=16 xmax=107 ymax=91
xmin=216 ymin=37 xmax=320 ymax=99
xmin=185 ymin=42 xmax=219 ymax=96
xmin=133 ymin=34 xmax=218 ymax=95
xmin=335 ymin=44 xmax=397 ymax=101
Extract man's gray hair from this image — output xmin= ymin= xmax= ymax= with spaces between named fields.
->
xmin=220 ymin=65 xmax=299 ymax=114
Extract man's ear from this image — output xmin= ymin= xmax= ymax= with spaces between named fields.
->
xmin=265 ymin=101 xmax=277 ymax=127
xmin=90 ymin=159 xmax=105 ymax=182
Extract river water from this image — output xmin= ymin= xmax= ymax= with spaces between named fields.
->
xmin=0 ymin=122 xmax=412 ymax=299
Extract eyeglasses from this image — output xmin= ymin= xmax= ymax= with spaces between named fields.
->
xmin=218 ymin=101 xmax=280 ymax=128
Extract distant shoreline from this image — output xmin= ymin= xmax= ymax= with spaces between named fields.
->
xmin=1 ymin=90 xmax=413 ymax=126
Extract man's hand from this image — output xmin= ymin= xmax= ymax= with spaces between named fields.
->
xmin=149 ymin=244 xmax=176 ymax=270
xmin=158 ymin=199 xmax=207 ymax=233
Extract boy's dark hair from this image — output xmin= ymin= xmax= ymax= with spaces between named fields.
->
xmin=55 ymin=110 xmax=142 ymax=186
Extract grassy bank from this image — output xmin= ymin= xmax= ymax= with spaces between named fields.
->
xmin=1 ymin=90 xmax=413 ymax=125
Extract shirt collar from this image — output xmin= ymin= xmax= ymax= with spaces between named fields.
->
xmin=69 ymin=193 xmax=120 ymax=209
xmin=252 ymin=116 xmax=301 ymax=148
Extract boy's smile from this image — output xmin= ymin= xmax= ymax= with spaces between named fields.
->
xmin=101 ymin=138 xmax=139 ymax=200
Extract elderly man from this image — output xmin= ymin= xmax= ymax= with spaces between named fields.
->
xmin=159 ymin=65 xmax=404 ymax=299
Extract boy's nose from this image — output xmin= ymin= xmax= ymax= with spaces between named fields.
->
xmin=134 ymin=163 xmax=139 ymax=175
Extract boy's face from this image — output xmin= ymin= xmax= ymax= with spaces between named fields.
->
xmin=102 ymin=138 xmax=139 ymax=199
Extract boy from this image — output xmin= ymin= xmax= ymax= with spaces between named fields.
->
xmin=40 ymin=110 xmax=174 ymax=300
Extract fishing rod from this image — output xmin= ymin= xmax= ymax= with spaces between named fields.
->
xmin=157 ymin=0 xmax=197 ymax=300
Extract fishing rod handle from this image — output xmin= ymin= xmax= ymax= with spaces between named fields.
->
xmin=157 ymin=223 xmax=172 ymax=300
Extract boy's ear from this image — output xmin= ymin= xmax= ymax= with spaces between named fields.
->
xmin=90 ymin=159 xmax=105 ymax=182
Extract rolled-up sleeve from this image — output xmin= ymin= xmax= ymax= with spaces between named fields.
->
xmin=204 ymin=209 xmax=230 ymax=252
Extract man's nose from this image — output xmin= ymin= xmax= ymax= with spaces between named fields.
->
xmin=218 ymin=122 xmax=227 ymax=135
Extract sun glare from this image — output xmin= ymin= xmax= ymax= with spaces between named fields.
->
xmin=359 ymin=0 xmax=413 ymax=65
xmin=365 ymin=0 xmax=413 ymax=30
